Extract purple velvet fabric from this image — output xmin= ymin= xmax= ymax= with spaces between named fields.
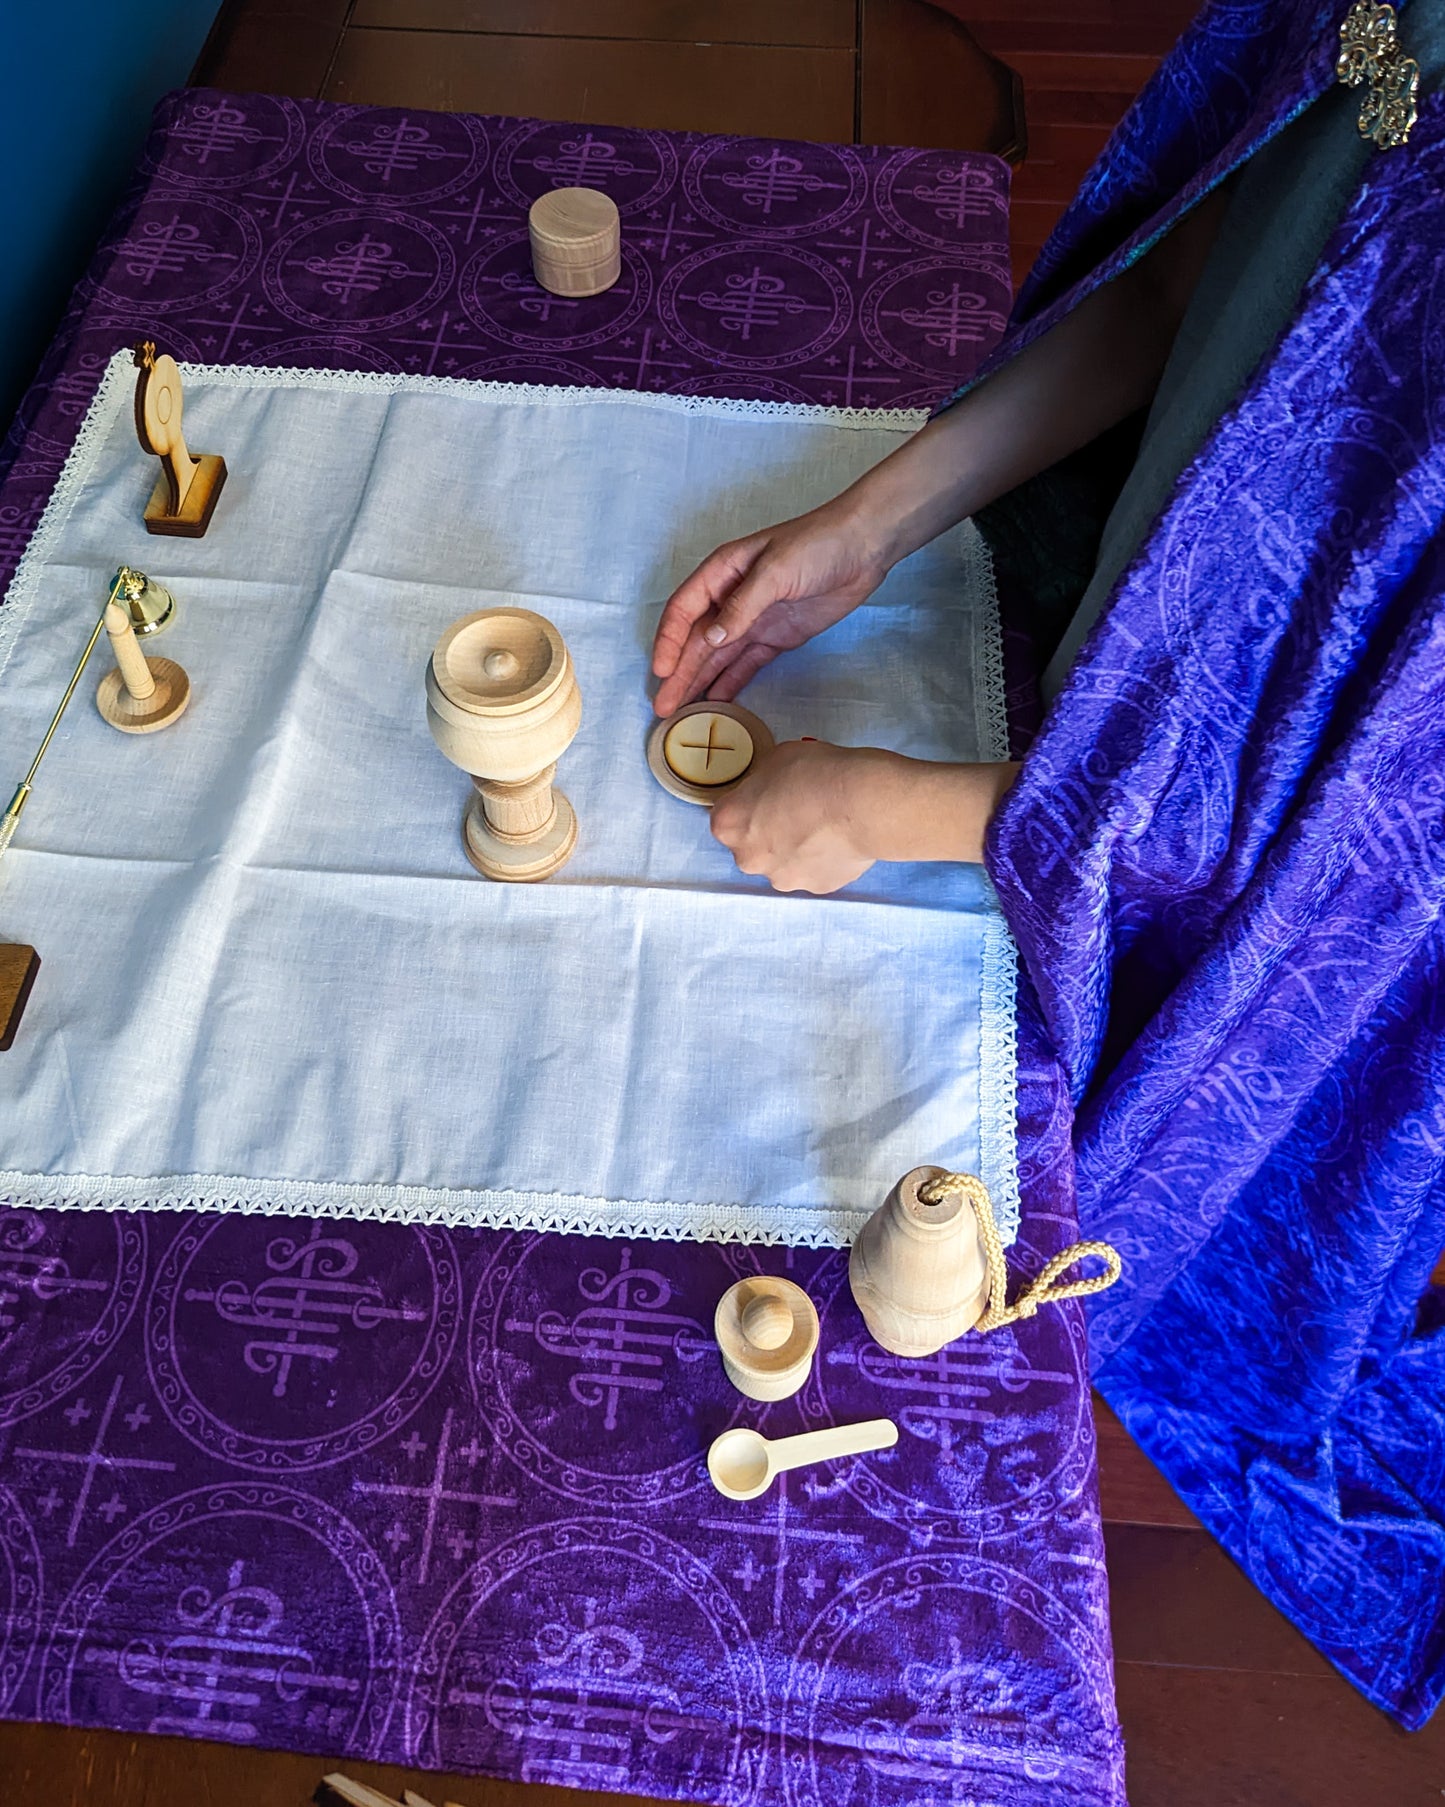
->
xmin=0 ymin=93 xmax=1126 ymax=1804
xmin=971 ymin=0 xmax=1445 ymax=1729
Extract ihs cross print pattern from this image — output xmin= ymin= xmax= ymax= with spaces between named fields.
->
xmin=0 ymin=1203 xmax=1122 ymax=1805
xmin=0 ymin=88 xmax=1011 ymax=585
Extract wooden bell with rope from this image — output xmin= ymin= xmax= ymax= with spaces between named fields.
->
xmin=848 ymin=1166 xmax=1122 ymax=1358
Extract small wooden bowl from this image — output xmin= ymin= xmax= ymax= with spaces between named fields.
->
xmin=529 ymin=188 xmax=621 ymax=297
xmin=715 ymin=1276 xmax=819 ymax=1402
xmin=647 ymin=701 xmax=774 ymax=807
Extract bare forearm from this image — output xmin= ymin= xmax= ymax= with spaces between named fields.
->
xmin=842 ymin=191 xmax=1228 ymax=569
xmin=850 ymin=750 xmax=1021 ymax=866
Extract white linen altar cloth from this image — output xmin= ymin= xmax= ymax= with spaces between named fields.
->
xmin=0 ymin=357 xmax=1018 ymax=1247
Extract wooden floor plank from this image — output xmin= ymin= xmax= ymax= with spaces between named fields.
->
xmin=325 ymin=29 xmax=857 ymax=141
xmin=350 ymin=0 xmax=857 ymax=47
xmin=1115 ymin=1664 xmax=1445 ymax=1807
xmin=1093 ymin=1394 xmax=1201 ymax=1528
xmin=0 ymin=1720 xmax=666 ymax=1807
xmin=1105 ymin=1524 xmax=1336 ymax=1677
xmin=860 ymin=0 xmax=1023 ymax=157
xmin=192 ymin=0 xmax=351 ymax=97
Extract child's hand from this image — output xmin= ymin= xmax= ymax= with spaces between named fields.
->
xmin=710 ymin=744 xmax=1022 ymax=893
xmin=709 ymin=742 xmax=886 ymax=895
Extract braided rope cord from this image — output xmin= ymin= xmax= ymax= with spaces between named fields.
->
xmin=917 ymin=1170 xmax=1122 ymax=1334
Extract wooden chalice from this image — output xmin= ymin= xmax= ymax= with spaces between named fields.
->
xmin=426 ymin=607 xmax=582 ymax=882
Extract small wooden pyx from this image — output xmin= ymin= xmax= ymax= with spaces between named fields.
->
xmin=714 ymin=1276 xmax=819 ymax=1401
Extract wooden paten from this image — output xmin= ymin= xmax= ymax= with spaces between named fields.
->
xmin=647 ymin=700 xmax=774 ymax=806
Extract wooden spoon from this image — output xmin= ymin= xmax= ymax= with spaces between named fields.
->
xmin=707 ymin=1418 xmax=898 ymax=1501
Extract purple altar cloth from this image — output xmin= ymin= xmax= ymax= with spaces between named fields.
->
xmin=0 ymin=92 xmax=1125 ymax=1805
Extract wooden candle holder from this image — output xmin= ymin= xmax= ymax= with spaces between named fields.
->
xmin=714 ymin=1276 xmax=819 ymax=1401
xmin=848 ymin=1165 xmax=991 ymax=1357
xmin=528 ymin=188 xmax=621 ymax=297
xmin=134 ymin=341 xmax=227 ymax=537
xmin=426 ymin=608 xmax=583 ymax=883
xmin=95 ymin=600 xmax=191 ymax=734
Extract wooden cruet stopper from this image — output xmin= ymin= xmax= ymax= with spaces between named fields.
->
xmin=848 ymin=1165 xmax=991 ymax=1357
xmin=528 ymin=188 xmax=621 ymax=297
xmin=426 ymin=607 xmax=583 ymax=882
xmin=714 ymin=1276 xmax=819 ymax=1401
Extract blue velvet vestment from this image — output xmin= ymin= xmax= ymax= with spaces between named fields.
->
xmin=963 ymin=0 xmax=1445 ymax=1726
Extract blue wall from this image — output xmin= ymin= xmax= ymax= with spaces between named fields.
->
xmin=0 ymin=0 xmax=224 ymax=434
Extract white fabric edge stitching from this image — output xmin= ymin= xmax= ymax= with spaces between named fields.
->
xmin=0 ymin=1169 xmax=871 ymax=1248
xmin=0 ymin=350 xmax=1019 ymax=1250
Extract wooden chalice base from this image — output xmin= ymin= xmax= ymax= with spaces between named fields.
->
xmin=462 ymin=789 xmax=578 ymax=882
xmin=646 ymin=701 xmax=775 ymax=806
xmin=96 ymin=659 xmax=191 ymax=734
xmin=144 ymin=454 xmax=227 ymax=537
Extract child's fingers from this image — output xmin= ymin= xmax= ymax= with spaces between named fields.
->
xmin=654 ymin=636 xmax=751 ymax=717
xmin=701 ymin=561 xmax=784 ymax=650
xmin=705 ymin=641 xmax=775 ymax=701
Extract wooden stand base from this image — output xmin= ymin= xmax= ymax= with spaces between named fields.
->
xmin=144 ymin=454 xmax=227 ymax=537
xmin=0 ymin=944 xmax=40 ymax=1051
xmin=462 ymin=790 xmax=577 ymax=882
xmin=96 ymin=658 xmax=191 ymax=734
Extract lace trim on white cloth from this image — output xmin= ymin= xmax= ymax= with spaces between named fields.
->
xmin=0 ymin=351 xmax=1022 ymax=1249
xmin=0 ymin=1169 xmax=876 ymax=1247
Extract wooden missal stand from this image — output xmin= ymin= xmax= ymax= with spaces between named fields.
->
xmin=0 ymin=944 xmax=40 ymax=1051
xmin=134 ymin=340 xmax=227 ymax=537
xmin=426 ymin=607 xmax=583 ymax=882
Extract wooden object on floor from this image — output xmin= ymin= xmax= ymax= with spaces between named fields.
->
xmin=134 ymin=341 xmax=227 ymax=538
xmin=646 ymin=701 xmax=774 ymax=807
xmin=529 ymin=188 xmax=621 ymax=296
xmin=714 ymin=1276 xmax=820 ymax=1401
xmin=95 ymin=601 xmax=191 ymax=734
xmin=426 ymin=607 xmax=583 ymax=882
xmin=707 ymin=1417 xmax=898 ymax=1501
xmin=0 ymin=943 xmax=40 ymax=1051
xmin=848 ymin=1163 xmax=991 ymax=1356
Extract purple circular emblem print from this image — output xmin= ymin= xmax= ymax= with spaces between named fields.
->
xmin=459 ymin=234 xmax=651 ymax=352
xmin=0 ymin=1487 xmax=41 ymax=1713
xmin=265 ymin=209 xmax=454 ymax=331
xmin=859 ymin=256 xmax=1010 ymax=379
xmin=877 ymin=149 xmax=1010 ymax=252
xmin=783 ymin=1552 xmax=1117 ymax=1807
xmin=95 ymin=195 xmax=261 ymax=310
xmin=309 ymin=107 xmax=487 ymax=206
xmin=807 ymin=1238 xmax=1092 ymax=1542
xmin=409 ymin=1518 xmax=767 ymax=1802
xmin=38 ymin=1485 xmax=400 ymax=1756
xmin=683 ymin=138 xmax=866 ymax=239
xmin=659 ymin=244 xmax=852 ymax=371
xmin=146 ymin=1218 xmax=461 ymax=1471
xmin=147 ymin=93 xmax=307 ymax=191
xmin=469 ymin=1235 xmax=743 ymax=1507
xmin=495 ymin=121 xmax=677 ymax=213
xmin=0 ymin=1208 xmax=146 ymax=1427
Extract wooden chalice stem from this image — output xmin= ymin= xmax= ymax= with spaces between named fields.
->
xmin=474 ymin=764 xmax=559 ymax=841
